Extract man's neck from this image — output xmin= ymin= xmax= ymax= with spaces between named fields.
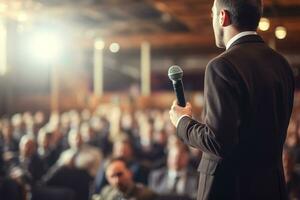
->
xmin=223 ymin=27 xmax=240 ymax=48
xmin=225 ymin=30 xmax=258 ymax=49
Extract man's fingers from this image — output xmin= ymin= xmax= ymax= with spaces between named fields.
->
xmin=171 ymin=100 xmax=192 ymax=113
xmin=172 ymin=99 xmax=177 ymax=106
xmin=171 ymin=99 xmax=177 ymax=110
xmin=171 ymin=104 xmax=176 ymax=112
xmin=186 ymin=102 xmax=192 ymax=109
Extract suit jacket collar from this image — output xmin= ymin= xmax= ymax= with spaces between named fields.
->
xmin=227 ymin=34 xmax=264 ymax=50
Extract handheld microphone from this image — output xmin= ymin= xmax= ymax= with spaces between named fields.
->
xmin=168 ymin=65 xmax=186 ymax=107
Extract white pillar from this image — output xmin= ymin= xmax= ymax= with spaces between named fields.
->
xmin=141 ymin=42 xmax=151 ymax=96
xmin=94 ymin=39 xmax=104 ymax=97
xmin=0 ymin=18 xmax=7 ymax=76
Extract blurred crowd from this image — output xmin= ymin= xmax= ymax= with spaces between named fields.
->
xmin=0 ymin=105 xmax=200 ymax=200
xmin=283 ymin=117 xmax=300 ymax=199
xmin=0 ymin=104 xmax=299 ymax=200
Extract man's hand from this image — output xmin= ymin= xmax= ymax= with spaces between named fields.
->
xmin=169 ymin=100 xmax=192 ymax=127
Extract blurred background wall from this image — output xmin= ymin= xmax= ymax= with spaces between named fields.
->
xmin=0 ymin=0 xmax=299 ymax=115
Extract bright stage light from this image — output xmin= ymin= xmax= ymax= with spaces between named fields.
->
xmin=29 ymin=31 xmax=63 ymax=63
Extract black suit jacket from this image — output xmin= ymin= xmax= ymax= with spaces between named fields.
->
xmin=177 ymin=35 xmax=294 ymax=200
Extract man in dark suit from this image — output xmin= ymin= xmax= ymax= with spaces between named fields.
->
xmin=148 ymin=144 xmax=198 ymax=199
xmin=169 ymin=0 xmax=294 ymax=200
xmin=94 ymin=157 xmax=156 ymax=200
xmin=9 ymin=135 xmax=46 ymax=184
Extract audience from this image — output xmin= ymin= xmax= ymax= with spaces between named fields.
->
xmin=283 ymin=147 xmax=300 ymax=199
xmin=0 ymin=104 xmax=299 ymax=200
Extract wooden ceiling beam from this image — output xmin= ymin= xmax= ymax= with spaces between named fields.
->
xmin=82 ymin=32 xmax=215 ymax=50
xmin=264 ymin=0 xmax=300 ymax=6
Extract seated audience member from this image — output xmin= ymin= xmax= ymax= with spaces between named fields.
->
xmin=89 ymin=116 xmax=112 ymax=157
xmin=0 ymin=121 xmax=19 ymax=166
xmin=41 ymin=128 xmax=102 ymax=200
xmin=150 ymin=129 xmax=168 ymax=169
xmin=94 ymin=137 xmax=148 ymax=193
xmin=80 ymin=122 xmax=102 ymax=148
xmin=55 ymin=112 xmax=71 ymax=151
xmin=285 ymin=121 xmax=300 ymax=163
xmin=148 ymin=144 xmax=198 ymax=199
xmin=54 ymin=128 xmax=102 ymax=177
xmin=11 ymin=114 xmax=26 ymax=142
xmin=283 ymin=147 xmax=300 ymax=199
xmin=0 ymin=121 xmax=19 ymax=152
xmin=3 ymin=135 xmax=45 ymax=200
xmin=0 ymin=147 xmax=4 ymax=175
xmin=1 ymin=147 xmax=22 ymax=200
xmin=33 ymin=111 xmax=46 ymax=134
xmin=112 ymin=138 xmax=149 ymax=183
xmin=37 ymin=128 xmax=59 ymax=171
xmin=294 ymin=121 xmax=300 ymax=164
xmin=22 ymin=112 xmax=35 ymax=136
xmin=135 ymin=116 xmax=166 ymax=166
xmin=9 ymin=135 xmax=45 ymax=184
xmin=93 ymin=157 xmax=156 ymax=200
xmin=55 ymin=128 xmax=87 ymax=166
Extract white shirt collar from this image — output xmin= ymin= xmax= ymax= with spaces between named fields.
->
xmin=226 ymin=31 xmax=257 ymax=50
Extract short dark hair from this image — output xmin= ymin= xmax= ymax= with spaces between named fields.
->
xmin=216 ymin=0 xmax=262 ymax=31
xmin=105 ymin=157 xmax=130 ymax=171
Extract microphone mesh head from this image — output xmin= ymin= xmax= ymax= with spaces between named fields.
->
xmin=168 ymin=65 xmax=183 ymax=81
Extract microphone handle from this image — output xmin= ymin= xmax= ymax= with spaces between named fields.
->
xmin=173 ymin=80 xmax=186 ymax=107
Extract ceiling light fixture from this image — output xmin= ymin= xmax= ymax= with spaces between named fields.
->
xmin=109 ymin=43 xmax=120 ymax=53
xmin=258 ymin=18 xmax=270 ymax=31
xmin=275 ymin=26 xmax=287 ymax=40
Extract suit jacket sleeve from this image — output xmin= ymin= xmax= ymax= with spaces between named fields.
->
xmin=177 ymin=57 xmax=242 ymax=159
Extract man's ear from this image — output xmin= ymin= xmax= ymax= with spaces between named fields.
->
xmin=219 ymin=9 xmax=231 ymax=27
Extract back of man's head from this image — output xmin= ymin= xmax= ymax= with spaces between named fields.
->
xmin=216 ymin=0 xmax=262 ymax=31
